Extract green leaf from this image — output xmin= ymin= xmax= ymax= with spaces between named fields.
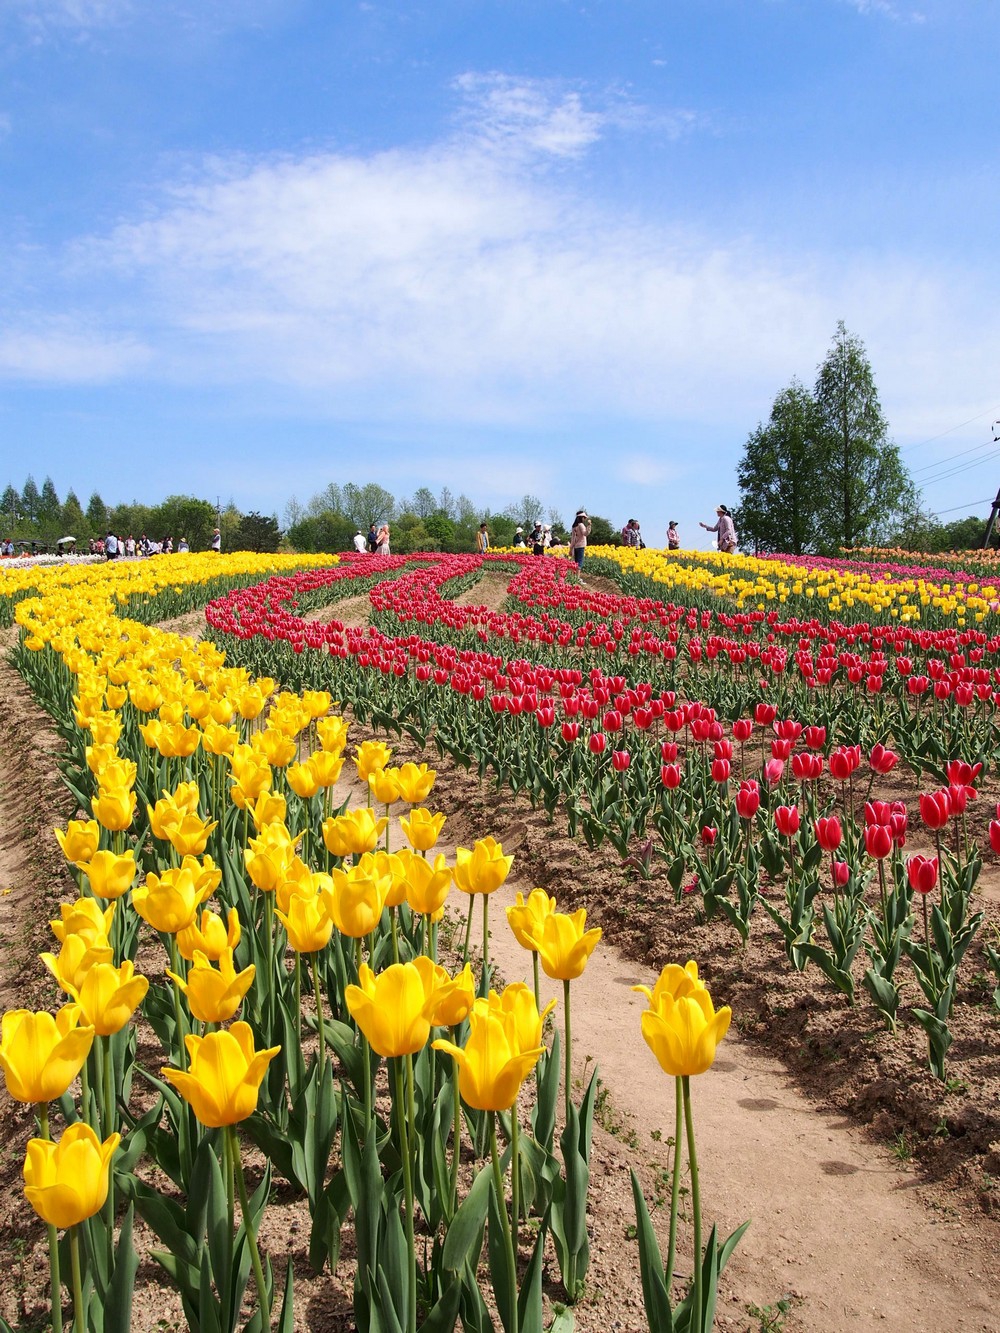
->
xmin=628 ymin=1169 xmax=672 ymax=1333
xmin=442 ymin=1162 xmax=492 ymax=1271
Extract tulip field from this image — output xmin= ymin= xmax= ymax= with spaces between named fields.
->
xmin=2 ymin=544 xmax=1000 ymax=1331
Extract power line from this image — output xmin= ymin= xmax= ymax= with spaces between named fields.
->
xmin=918 ymin=446 xmax=1000 ymax=489
xmin=933 ymin=498 xmax=993 ymax=516
xmin=912 ymin=438 xmax=997 ymax=475
xmin=900 ymin=407 xmax=1000 ymax=453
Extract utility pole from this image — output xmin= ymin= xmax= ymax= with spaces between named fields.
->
xmin=980 ymin=423 xmax=1000 ymax=548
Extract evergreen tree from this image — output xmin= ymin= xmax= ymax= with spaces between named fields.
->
xmin=21 ymin=476 xmax=40 ymax=524
xmin=736 ymin=380 xmax=822 ymax=554
xmin=87 ymin=492 xmax=108 ymax=531
xmin=235 ymin=511 xmax=281 ymax=553
xmin=1 ymin=484 xmax=20 ymax=531
xmin=38 ymin=477 xmax=61 ymax=531
xmin=813 ymin=322 xmax=915 ymax=548
xmin=61 ymin=490 xmax=87 ymax=537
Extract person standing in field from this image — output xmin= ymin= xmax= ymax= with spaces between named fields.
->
xmin=568 ymin=508 xmax=591 ymax=571
xmin=700 ymin=505 xmax=738 ymax=553
xmin=667 ymin=521 xmax=680 ymax=550
xmin=353 ymin=529 xmax=367 ymax=553
xmin=211 ymin=527 xmax=221 ymax=553
xmin=476 ymin=522 xmax=490 ymax=553
xmin=376 ymin=522 xmax=391 ymax=554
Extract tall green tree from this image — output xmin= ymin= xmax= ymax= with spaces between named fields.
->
xmin=235 ymin=511 xmax=281 ymax=553
xmin=341 ymin=482 xmax=395 ymax=530
xmin=410 ymin=487 xmax=437 ymax=519
xmin=87 ymin=492 xmax=108 ymax=531
xmin=813 ymin=321 xmax=915 ymax=548
xmin=21 ymin=476 xmax=40 ymax=525
xmin=38 ymin=477 xmax=61 ymax=532
xmin=736 ymin=379 xmax=822 ymax=554
xmin=2 ymin=484 xmax=20 ymax=532
xmin=61 ymin=490 xmax=87 ymax=538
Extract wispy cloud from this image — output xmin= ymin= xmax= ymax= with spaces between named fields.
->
xmin=8 ymin=72 xmax=996 ymax=447
xmin=0 ymin=321 xmax=148 ymax=380
xmin=3 ymin=0 xmax=133 ymax=31
xmin=842 ymin=0 xmax=926 ymax=22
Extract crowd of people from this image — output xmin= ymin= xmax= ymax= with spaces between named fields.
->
xmin=93 ymin=529 xmax=218 ymax=559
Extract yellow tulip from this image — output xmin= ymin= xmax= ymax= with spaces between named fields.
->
xmin=128 ymin=681 xmax=163 ymax=713
xmin=394 ymin=761 xmax=436 ymax=805
xmin=358 ymin=850 xmax=407 ymax=908
xmin=167 ymin=948 xmax=255 ymax=1024
xmin=162 ymin=1021 xmax=280 ymax=1127
xmin=91 ymin=786 xmax=136 ymax=833
xmin=0 ymin=1006 xmax=95 ymax=1103
xmin=307 ymin=750 xmax=344 ymax=789
xmin=85 ymin=743 xmax=119 ymax=776
xmin=523 ymin=908 xmax=601 ymax=981
xmin=275 ymin=889 xmax=335 ymax=954
xmin=344 ymin=957 xmax=437 ymax=1058
xmin=247 ymin=790 xmax=287 ymax=829
xmin=40 ymin=936 xmax=114 ymax=996
xmin=201 ymin=720 xmax=239 ymax=757
xmin=286 ymin=761 xmax=321 ymax=799
xmin=77 ymin=850 xmax=137 ymax=900
xmin=316 ymin=715 xmax=349 ymax=756
xmin=245 ymin=824 xmax=300 ymax=892
xmin=506 ymin=889 xmax=557 ymax=952
xmin=637 ymin=983 xmax=732 ymax=1078
xmin=24 ymin=1123 xmax=120 ymax=1230
xmin=433 ymin=984 xmax=548 ymax=1112
xmin=157 ymin=722 xmax=202 ymax=759
xmin=323 ymin=863 xmax=391 ymax=938
xmin=321 ymin=807 xmax=388 ymax=859
xmin=368 ymin=766 xmax=402 ymax=806
xmin=299 ymin=689 xmax=331 ymax=718
xmin=251 ymin=728 xmax=298 ymax=768
xmin=176 ymin=906 xmax=242 ymax=962
xmin=234 ymin=684 xmax=268 ymax=721
xmin=398 ymin=849 xmax=452 ymax=916
xmin=425 ymin=962 xmax=476 ymax=1028
xmin=50 ymin=897 xmax=115 ymax=948
xmin=88 ymin=712 xmax=123 ymax=747
xmin=54 ymin=819 xmax=101 ymax=864
xmin=398 ymin=807 xmax=446 ymax=852
xmin=72 ymin=960 xmax=149 ymax=1035
xmin=632 ymin=960 xmax=705 ymax=1009
xmin=165 ymin=813 xmax=218 ymax=858
xmin=133 ymin=857 xmax=219 ymax=934
xmin=354 ymin=739 xmax=392 ymax=782
xmin=453 ymin=837 xmax=513 ymax=896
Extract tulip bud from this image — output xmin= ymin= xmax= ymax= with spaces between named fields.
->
xmin=814 ymin=816 xmax=842 ymax=853
xmin=919 ymin=790 xmax=951 ymax=831
xmin=735 ymin=782 xmax=760 ymax=819
xmin=831 ymin=861 xmax=851 ymax=887
xmin=588 ymin=732 xmax=607 ymax=755
xmin=660 ymin=764 xmax=682 ymax=789
xmin=611 ymin=750 xmax=631 ymax=772
xmin=864 ymin=824 xmax=893 ymax=859
xmin=774 ymin=805 xmax=799 ymax=838
xmin=700 ymin=826 xmax=717 ymax=847
xmin=907 ymin=855 xmax=939 ymax=895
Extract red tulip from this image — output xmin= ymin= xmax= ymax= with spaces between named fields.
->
xmin=763 ymin=758 xmax=785 ymax=786
xmin=803 ymin=725 xmax=827 ymax=751
xmin=771 ymin=739 xmax=793 ymax=761
xmin=792 ymin=752 xmax=823 ymax=781
xmin=907 ymin=855 xmax=938 ymax=895
xmin=864 ymin=824 xmax=893 ymax=859
xmin=589 ymin=732 xmax=607 ymax=755
xmin=989 ymin=820 xmax=1000 ymax=855
xmin=661 ymin=764 xmax=682 ymax=789
xmin=561 ymin=722 xmax=580 ymax=743
xmin=732 ymin=719 xmax=753 ymax=742
xmin=831 ymin=861 xmax=851 ymax=887
xmin=754 ymin=703 xmax=777 ymax=725
xmin=864 ymin=800 xmax=892 ymax=827
xmin=611 ymin=750 xmax=631 ymax=772
xmin=869 ymin=743 xmax=899 ymax=775
xmin=774 ymin=805 xmax=800 ymax=838
xmin=919 ymin=790 xmax=951 ymax=831
xmin=711 ymin=758 xmax=731 ymax=784
xmin=735 ymin=781 xmax=760 ymax=819
xmin=660 ymin=740 xmax=678 ymax=762
xmin=814 ymin=816 xmax=842 ymax=852
xmin=700 ymin=826 xmax=717 ymax=847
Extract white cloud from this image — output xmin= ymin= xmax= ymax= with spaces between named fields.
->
xmin=4 ymin=0 xmax=133 ymax=30
xmin=10 ymin=75 xmax=998 ymax=447
xmin=453 ymin=72 xmax=606 ymax=159
xmin=842 ymin=0 xmax=926 ymax=21
xmin=618 ymin=454 xmax=683 ymax=487
xmin=0 ymin=323 xmax=148 ymax=381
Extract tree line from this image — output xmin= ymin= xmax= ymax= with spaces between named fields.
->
xmin=1 ymin=483 xmax=282 ymax=554
xmin=734 ymin=321 xmax=988 ymax=555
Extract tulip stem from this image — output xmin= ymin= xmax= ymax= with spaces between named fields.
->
xmin=681 ymin=1076 xmax=702 ymax=1332
xmin=392 ymin=1059 xmax=418 ymax=1333
xmin=563 ymin=979 xmax=572 ymax=1130
xmin=482 ymin=894 xmax=490 ymax=979
xmin=664 ymin=1075 xmax=683 ymax=1294
xmin=310 ymin=953 xmax=327 ymax=1070
xmin=229 ymin=1126 xmax=271 ymax=1330
xmin=70 ymin=1226 xmax=85 ymax=1333
xmin=38 ymin=1106 xmax=63 ymax=1333
xmin=462 ymin=896 xmax=474 ymax=965
xmin=450 ymin=1024 xmax=462 ymax=1211
xmin=511 ymin=1103 xmax=521 ymax=1257
xmin=489 ymin=1114 xmax=519 ymax=1333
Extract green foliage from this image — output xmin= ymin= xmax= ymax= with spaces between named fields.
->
xmin=813 ymin=321 xmax=916 ymax=548
xmin=587 ymin=514 xmax=616 ymax=546
xmin=736 ymin=380 xmax=822 ymax=554
xmin=234 ymin=511 xmax=281 ymax=553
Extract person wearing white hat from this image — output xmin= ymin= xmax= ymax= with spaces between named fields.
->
xmin=568 ymin=509 xmax=591 ymax=570
xmin=513 ymin=527 xmax=526 ymax=547
xmin=353 ymin=529 xmax=367 ymax=553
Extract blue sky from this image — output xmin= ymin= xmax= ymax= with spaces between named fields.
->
xmin=2 ymin=0 xmax=998 ymax=548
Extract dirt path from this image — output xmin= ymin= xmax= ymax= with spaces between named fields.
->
xmin=482 ymin=875 xmax=999 ymax=1330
